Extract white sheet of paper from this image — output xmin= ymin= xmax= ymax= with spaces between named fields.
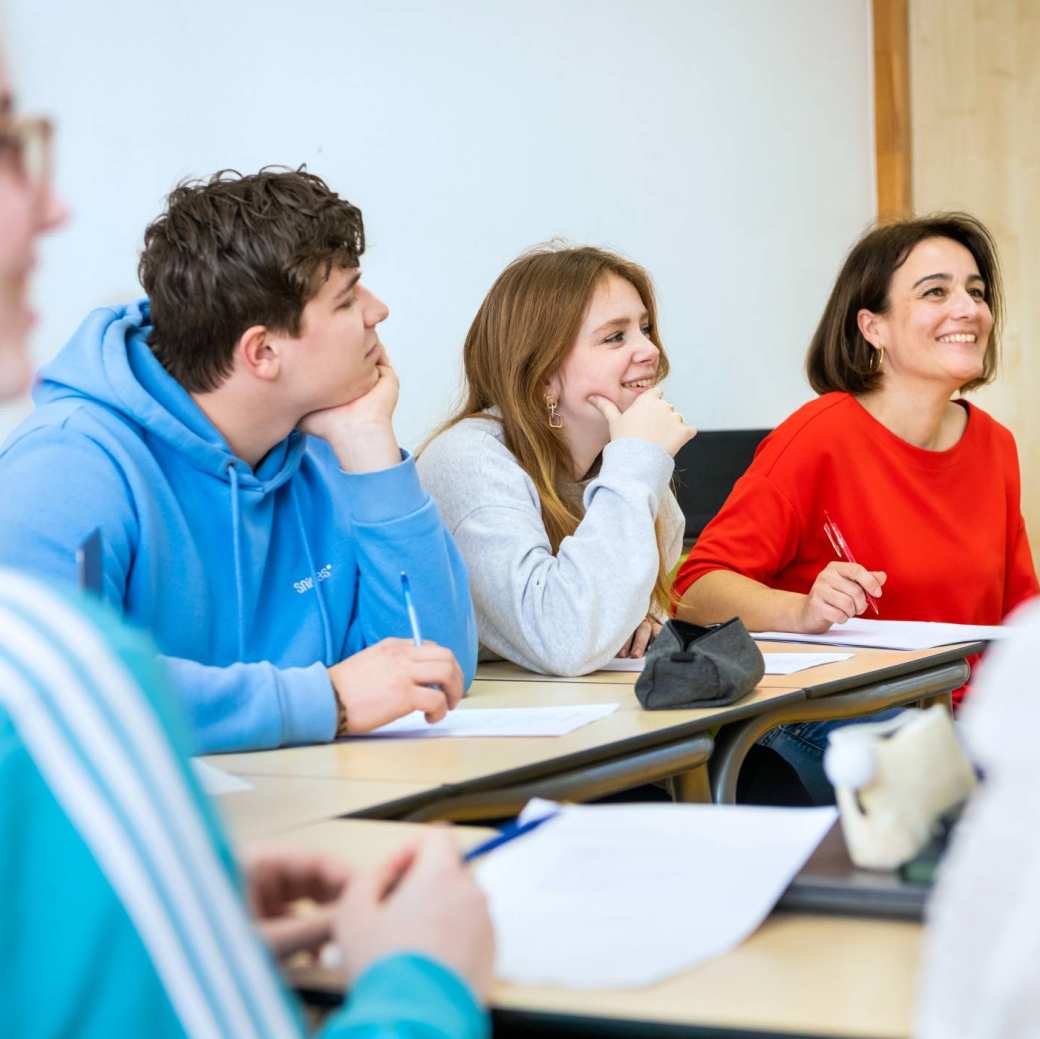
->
xmin=475 ymin=799 xmax=836 ymax=988
xmin=360 ymin=704 xmax=618 ymax=738
xmin=762 ymin=651 xmax=853 ymax=674
xmin=599 ymin=656 xmax=647 ymax=672
xmin=601 ymin=653 xmax=854 ymax=675
xmin=191 ymin=759 xmax=253 ymax=795
xmin=752 ymin=618 xmax=1009 ymax=650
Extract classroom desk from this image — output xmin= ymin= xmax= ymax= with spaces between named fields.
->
xmin=480 ymin=641 xmax=980 ymax=804
xmin=272 ymin=818 xmax=921 ymax=1039
xmin=206 ymin=641 xmax=978 ymax=822
xmin=211 ymin=776 xmax=435 ymax=842
xmin=707 ymin=641 xmax=980 ymax=803
xmin=206 ymin=678 xmax=807 ymax=822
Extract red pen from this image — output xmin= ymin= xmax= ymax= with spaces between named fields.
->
xmin=822 ymin=510 xmax=880 ymax=616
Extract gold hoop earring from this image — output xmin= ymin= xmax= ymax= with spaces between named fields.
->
xmin=873 ymin=345 xmax=885 ymax=372
xmin=546 ymin=397 xmax=563 ymax=429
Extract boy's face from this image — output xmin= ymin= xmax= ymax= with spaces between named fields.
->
xmin=274 ymin=265 xmax=390 ymax=415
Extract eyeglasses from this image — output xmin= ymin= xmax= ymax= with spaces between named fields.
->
xmin=0 ymin=116 xmax=53 ymax=198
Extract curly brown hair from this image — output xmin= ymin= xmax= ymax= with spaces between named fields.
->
xmin=138 ymin=167 xmax=365 ymax=392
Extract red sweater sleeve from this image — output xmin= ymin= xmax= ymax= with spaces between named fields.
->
xmin=673 ymin=472 xmax=801 ymax=600
xmin=1005 ymin=514 xmax=1039 ymax=614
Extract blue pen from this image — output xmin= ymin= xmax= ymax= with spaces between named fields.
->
xmin=463 ymin=810 xmax=560 ymax=863
xmin=400 ymin=571 xmax=423 ymax=646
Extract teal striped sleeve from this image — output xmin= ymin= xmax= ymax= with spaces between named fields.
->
xmin=0 ymin=571 xmax=489 ymax=1039
xmin=0 ymin=572 xmax=304 ymax=1038
xmin=321 ymin=953 xmax=490 ymax=1039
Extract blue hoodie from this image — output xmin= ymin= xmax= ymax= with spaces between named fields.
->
xmin=0 ymin=301 xmax=478 ymax=753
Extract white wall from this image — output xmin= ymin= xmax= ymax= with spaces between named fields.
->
xmin=5 ymin=0 xmax=875 ymax=448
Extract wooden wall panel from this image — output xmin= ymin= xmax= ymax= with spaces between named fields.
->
xmin=873 ymin=0 xmax=912 ymax=219
xmin=910 ymin=0 xmax=1040 ymax=566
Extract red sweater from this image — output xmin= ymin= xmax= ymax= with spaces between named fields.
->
xmin=674 ymin=394 xmax=1038 ymax=701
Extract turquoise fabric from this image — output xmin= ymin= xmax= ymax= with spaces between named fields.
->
xmin=0 ymin=577 xmax=487 ymax=1039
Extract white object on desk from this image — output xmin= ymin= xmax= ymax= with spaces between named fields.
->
xmin=191 ymin=759 xmax=253 ymax=795
xmin=752 ymin=618 xmax=1008 ymax=651
xmin=359 ymin=704 xmax=618 ymax=738
xmin=474 ymin=799 xmax=836 ymax=988
xmin=600 ymin=652 xmax=852 ymax=675
xmin=762 ymin=651 xmax=853 ymax=674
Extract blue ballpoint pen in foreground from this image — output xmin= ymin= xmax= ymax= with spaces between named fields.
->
xmin=463 ymin=809 xmax=561 ymax=863
xmin=400 ymin=570 xmax=423 ymax=645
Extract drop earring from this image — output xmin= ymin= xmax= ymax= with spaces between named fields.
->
xmin=546 ymin=397 xmax=563 ymax=429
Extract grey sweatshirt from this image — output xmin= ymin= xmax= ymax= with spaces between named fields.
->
xmin=417 ymin=415 xmax=684 ymax=676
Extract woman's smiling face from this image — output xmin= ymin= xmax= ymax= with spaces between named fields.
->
xmin=863 ymin=235 xmax=993 ymax=390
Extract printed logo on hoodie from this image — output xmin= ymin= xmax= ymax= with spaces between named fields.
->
xmin=293 ymin=564 xmax=334 ymax=595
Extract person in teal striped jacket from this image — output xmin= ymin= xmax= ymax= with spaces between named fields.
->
xmin=0 ymin=47 xmax=492 ymax=1039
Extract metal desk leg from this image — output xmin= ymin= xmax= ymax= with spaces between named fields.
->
xmin=670 ymin=762 xmax=712 ymax=803
xmin=403 ymin=735 xmax=714 ymax=822
xmin=710 ymin=660 xmax=969 ymax=804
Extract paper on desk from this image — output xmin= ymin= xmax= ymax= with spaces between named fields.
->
xmin=762 ymin=651 xmax=852 ymax=674
xmin=752 ymin=618 xmax=1009 ymax=650
xmin=191 ymin=759 xmax=253 ymax=795
xmin=475 ymin=799 xmax=836 ymax=988
xmin=600 ymin=653 xmax=853 ymax=675
xmin=360 ymin=704 xmax=618 ymax=738
xmin=598 ymin=656 xmax=647 ymax=672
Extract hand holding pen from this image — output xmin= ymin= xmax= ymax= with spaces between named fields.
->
xmin=795 ymin=512 xmax=886 ymax=634
xmin=324 ymin=573 xmax=462 ymax=733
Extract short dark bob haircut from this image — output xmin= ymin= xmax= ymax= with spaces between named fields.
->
xmin=805 ymin=212 xmax=1003 ymax=395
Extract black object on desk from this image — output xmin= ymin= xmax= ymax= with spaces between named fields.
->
xmin=777 ymin=819 xmax=948 ymax=922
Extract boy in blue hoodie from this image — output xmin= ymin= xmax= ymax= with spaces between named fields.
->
xmin=0 ymin=55 xmax=493 ymax=1038
xmin=0 ymin=167 xmax=477 ymax=753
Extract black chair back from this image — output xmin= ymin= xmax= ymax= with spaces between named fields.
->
xmin=673 ymin=429 xmax=771 ymax=544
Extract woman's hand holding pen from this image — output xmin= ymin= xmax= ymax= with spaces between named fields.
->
xmin=797 ymin=562 xmax=886 ymax=633
xmin=327 ymin=639 xmax=463 ymax=733
xmin=588 ymin=388 xmax=696 ymax=457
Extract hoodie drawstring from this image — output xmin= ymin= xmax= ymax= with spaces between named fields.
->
xmin=292 ymin=483 xmax=333 ymax=665
xmin=226 ymin=463 xmax=247 ymax=660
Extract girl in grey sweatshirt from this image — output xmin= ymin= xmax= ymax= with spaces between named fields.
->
xmin=418 ymin=245 xmax=694 ymax=676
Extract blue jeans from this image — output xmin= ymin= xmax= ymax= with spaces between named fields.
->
xmin=758 ymin=709 xmax=904 ymax=806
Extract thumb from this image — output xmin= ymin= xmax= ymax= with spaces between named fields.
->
xmin=587 ymin=395 xmax=621 ymax=422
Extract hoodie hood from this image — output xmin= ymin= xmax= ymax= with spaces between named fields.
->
xmin=35 ymin=300 xmax=306 ymax=491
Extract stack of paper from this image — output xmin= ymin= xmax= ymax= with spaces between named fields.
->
xmin=359 ymin=704 xmax=618 ymax=738
xmin=475 ymin=799 xmax=836 ymax=987
xmin=752 ymin=618 xmax=1008 ymax=650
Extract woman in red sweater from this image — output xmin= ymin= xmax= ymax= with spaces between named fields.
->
xmin=673 ymin=212 xmax=1038 ymax=803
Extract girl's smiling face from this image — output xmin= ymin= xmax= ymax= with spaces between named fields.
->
xmin=547 ymin=272 xmax=661 ymax=431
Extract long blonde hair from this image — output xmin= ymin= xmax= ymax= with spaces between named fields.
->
xmin=430 ymin=244 xmax=674 ymax=613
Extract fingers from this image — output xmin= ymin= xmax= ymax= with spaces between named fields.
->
xmin=410 ymin=661 xmax=462 ymax=710
xmin=260 ymin=907 xmax=337 ymax=959
xmin=247 ymin=854 xmax=350 ymax=917
xmin=616 ymin=632 xmax=635 ymax=658
xmin=398 ymin=828 xmax=462 ymax=888
xmin=825 ymin=562 xmax=886 ymax=598
xmin=628 ymin=618 xmax=655 ymax=658
xmin=414 ymin=685 xmax=451 ymax=724
xmin=587 ymin=394 xmax=621 ymax=422
xmin=350 ymin=841 xmax=420 ymax=906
